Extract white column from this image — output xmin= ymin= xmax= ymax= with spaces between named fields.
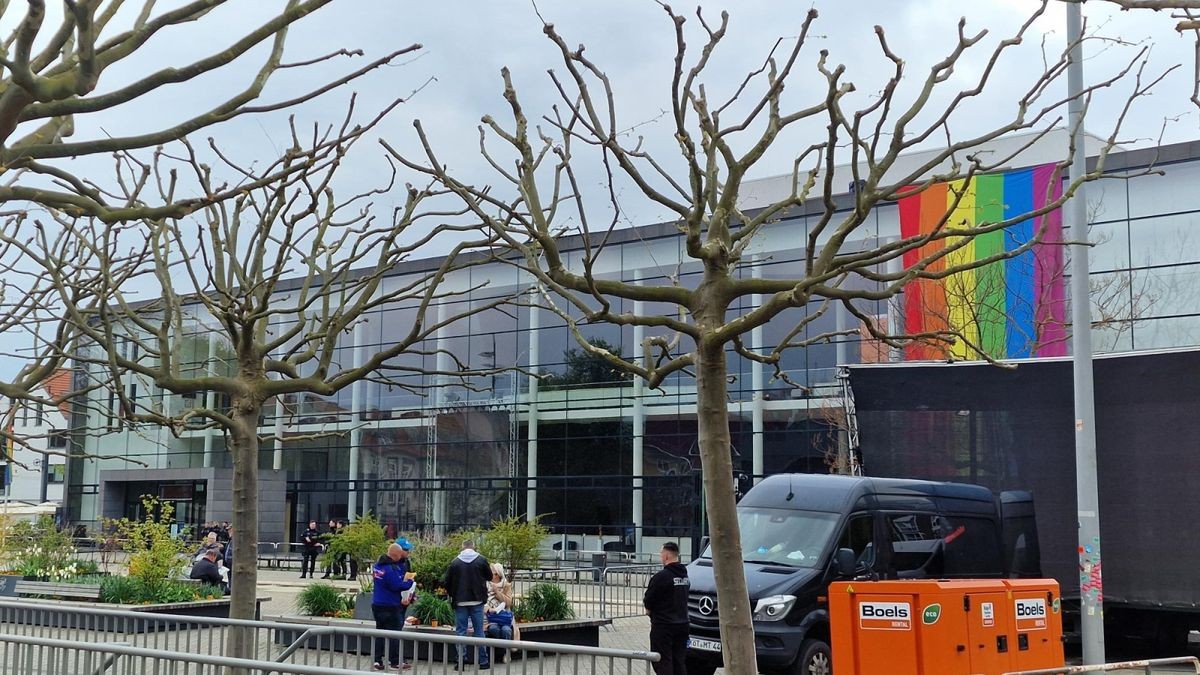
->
xmin=632 ymin=299 xmax=645 ymax=554
xmin=835 ymin=300 xmax=849 ymax=368
xmin=525 ymin=291 xmax=540 ymax=521
xmin=432 ymin=302 xmax=450 ymax=534
xmin=347 ymin=320 xmax=365 ymax=521
xmin=272 ymin=396 xmax=285 ymax=471
xmin=751 ymin=260 xmax=765 ymax=483
xmin=203 ymin=331 xmax=218 ymax=469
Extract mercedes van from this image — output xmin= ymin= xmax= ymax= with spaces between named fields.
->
xmin=685 ymin=474 xmax=1039 ymax=675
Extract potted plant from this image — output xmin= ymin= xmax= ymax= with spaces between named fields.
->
xmin=320 ymin=513 xmax=389 ymax=620
xmin=410 ymin=593 xmax=454 ymax=628
xmin=514 ymin=583 xmax=574 ymax=622
xmin=296 ymin=582 xmax=356 ymax=618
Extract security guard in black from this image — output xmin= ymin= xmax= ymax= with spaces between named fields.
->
xmin=644 ymin=542 xmax=690 ymax=675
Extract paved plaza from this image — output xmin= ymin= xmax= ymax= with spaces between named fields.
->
xmin=249 ymin=570 xmax=1199 ymax=674
xmin=0 ymin=568 xmax=1192 ymax=673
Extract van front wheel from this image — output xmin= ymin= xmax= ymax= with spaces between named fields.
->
xmin=793 ymin=639 xmax=832 ymax=675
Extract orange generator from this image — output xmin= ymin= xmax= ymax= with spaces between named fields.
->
xmin=829 ymin=579 xmax=1064 ymax=675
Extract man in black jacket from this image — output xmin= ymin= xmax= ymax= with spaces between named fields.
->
xmin=444 ymin=540 xmax=492 ymax=670
xmin=300 ymin=521 xmax=321 ymax=579
xmin=644 ymin=542 xmax=690 ymax=675
xmin=190 ymin=547 xmax=227 ymax=594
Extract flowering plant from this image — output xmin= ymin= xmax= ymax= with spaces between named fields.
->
xmin=10 ymin=516 xmax=77 ymax=581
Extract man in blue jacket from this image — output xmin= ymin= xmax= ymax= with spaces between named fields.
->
xmin=372 ymin=540 xmax=415 ymax=671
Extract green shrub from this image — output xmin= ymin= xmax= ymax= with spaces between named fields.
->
xmin=475 ymin=516 xmax=548 ymax=575
xmin=296 ymin=582 xmax=354 ymax=617
xmin=105 ymin=496 xmax=192 ymax=584
xmin=99 ymin=577 xmax=221 ymax=604
xmin=515 ymin=583 xmax=573 ymax=622
xmin=410 ymin=593 xmax=454 ymax=625
xmin=99 ymin=576 xmax=140 ymax=604
xmin=72 ymin=559 xmax=101 ymax=576
xmin=321 ymin=513 xmax=390 ymax=589
xmin=410 ymin=540 xmax=457 ymax=594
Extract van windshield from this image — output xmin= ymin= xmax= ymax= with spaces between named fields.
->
xmin=702 ymin=508 xmax=840 ymax=568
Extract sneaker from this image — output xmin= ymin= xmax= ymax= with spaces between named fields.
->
xmin=391 ymin=665 xmax=412 ymax=671
xmin=372 ymin=664 xmax=385 ymax=672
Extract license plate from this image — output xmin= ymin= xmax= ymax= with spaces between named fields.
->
xmin=688 ymin=638 xmax=721 ymax=653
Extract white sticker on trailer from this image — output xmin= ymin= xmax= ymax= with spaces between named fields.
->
xmin=859 ymin=602 xmax=912 ymax=630
xmin=1015 ymin=598 xmax=1048 ymax=632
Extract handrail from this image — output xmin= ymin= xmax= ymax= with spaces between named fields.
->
xmin=0 ymin=599 xmax=659 ymax=662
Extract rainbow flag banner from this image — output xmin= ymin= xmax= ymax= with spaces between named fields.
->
xmin=899 ymin=164 xmax=1068 ymax=361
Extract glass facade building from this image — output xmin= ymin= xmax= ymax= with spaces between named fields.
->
xmin=66 ymin=134 xmax=1200 ymax=556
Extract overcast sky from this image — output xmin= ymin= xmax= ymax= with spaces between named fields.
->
xmin=13 ymin=0 xmax=1197 ymax=225
xmin=1 ymin=0 xmax=1197 ymax=380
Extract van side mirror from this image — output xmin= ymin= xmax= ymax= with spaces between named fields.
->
xmin=834 ymin=548 xmax=856 ymax=578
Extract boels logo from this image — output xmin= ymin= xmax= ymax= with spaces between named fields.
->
xmin=859 ymin=602 xmax=912 ymax=631
xmin=1015 ymin=598 xmax=1048 ymax=632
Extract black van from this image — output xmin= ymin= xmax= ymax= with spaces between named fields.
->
xmin=685 ymin=474 xmax=1040 ymax=675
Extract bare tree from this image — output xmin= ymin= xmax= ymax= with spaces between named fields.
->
xmin=0 ymin=3 xmax=421 ymax=524
xmin=0 ymin=208 xmax=155 ymax=466
xmin=386 ymin=4 xmax=1164 ymax=673
xmin=0 ymin=0 xmax=417 ymax=221
xmin=7 ymin=106 xmax=504 ymax=661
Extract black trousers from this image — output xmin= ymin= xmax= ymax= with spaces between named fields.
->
xmin=373 ymin=604 xmax=405 ymax=666
xmin=649 ymin=623 xmax=689 ymax=675
xmin=300 ymin=550 xmax=319 ymax=577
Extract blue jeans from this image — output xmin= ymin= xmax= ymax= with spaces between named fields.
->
xmin=485 ymin=623 xmax=512 ymax=641
xmin=454 ymin=604 xmax=488 ymax=667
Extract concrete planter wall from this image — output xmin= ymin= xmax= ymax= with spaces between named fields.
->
xmin=264 ymin=613 xmax=610 ymax=660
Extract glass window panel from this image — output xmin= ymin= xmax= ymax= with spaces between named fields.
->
xmin=1131 ymin=266 xmax=1200 ymax=319
xmin=1129 ymin=213 xmax=1200 ymax=267
xmin=1087 ymin=178 xmax=1130 ymax=223
xmin=1088 ymin=220 xmax=1129 ymax=273
xmin=1133 ymin=315 xmax=1200 ymax=350
xmin=1128 ymin=161 xmax=1200 ymax=219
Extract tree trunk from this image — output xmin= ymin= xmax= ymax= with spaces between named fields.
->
xmin=225 ymin=395 xmax=262 ymax=671
xmin=696 ymin=339 xmax=757 ymax=675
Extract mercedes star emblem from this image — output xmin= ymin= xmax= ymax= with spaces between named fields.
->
xmin=698 ymin=596 xmax=716 ymax=616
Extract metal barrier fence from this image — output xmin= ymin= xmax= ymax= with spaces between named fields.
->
xmin=1005 ymin=657 xmax=1200 ymax=674
xmin=0 ymin=632 xmax=365 ymax=675
xmin=513 ymin=564 xmax=660 ymax=620
xmin=0 ymin=600 xmax=658 ymax=675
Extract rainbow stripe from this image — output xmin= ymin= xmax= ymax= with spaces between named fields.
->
xmin=900 ymin=165 xmax=1068 ymax=360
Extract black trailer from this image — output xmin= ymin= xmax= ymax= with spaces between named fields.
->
xmin=847 ymin=348 xmax=1200 ymax=650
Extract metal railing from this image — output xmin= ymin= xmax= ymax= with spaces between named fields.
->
xmin=0 ymin=600 xmax=658 ymax=675
xmin=0 ymin=632 xmax=369 ymax=675
xmin=513 ymin=564 xmax=660 ymax=620
xmin=1005 ymin=657 xmax=1200 ymax=674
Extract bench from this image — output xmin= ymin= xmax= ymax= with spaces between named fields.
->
xmin=14 ymin=581 xmax=102 ymax=602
